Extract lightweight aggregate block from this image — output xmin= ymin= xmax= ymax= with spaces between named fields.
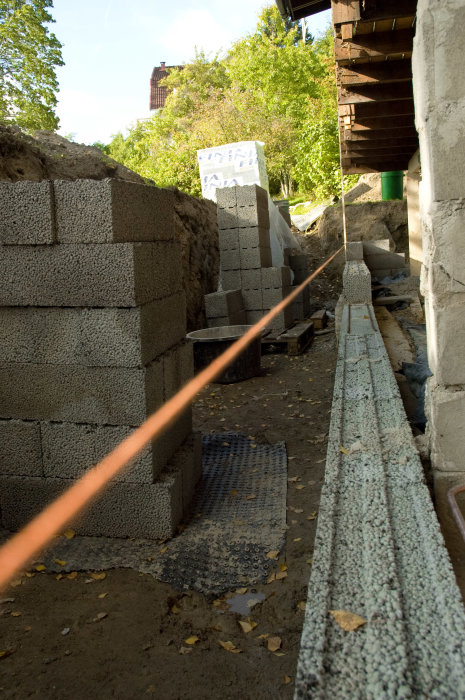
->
xmin=169 ymin=433 xmax=203 ymax=510
xmin=239 ymin=227 xmax=270 ymax=250
xmin=261 ymin=266 xmax=291 ymax=289
xmin=230 ymin=309 xmax=247 ymax=325
xmin=346 ymin=241 xmax=364 ymax=261
xmin=162 ymin=341 xmax=194 ymax=401
xmin=207 ymin=316 xmax=229 ymax=328
xmin=0 ymin=242 xmax=181 ymax=307
xmin=262 ymin=286 xmax=291 ymax=309
xmin=0 ymin=420 xmax=43 ymax=477
xmin=342 ymin=261 xmax=372 ymax=304
xmin=219 ymin=248 xmax=241 ymax=271
xmin=54 ymin=179 xmax=174 ymax=243
xmin=217 ymin=206 xmax=237 ymax=230
xmin=205 ymin=289 xmax=243 ymax=318
xmin=289 ymin=254 xmax=309 ymax=272
xmin=0 ymin=473 xmax=183 ymax=539
xmin=365 ymin=252 xmax=406 ymax=269
xmin=216 ymin=187 xmax=237 ymax=208
xmin=221 ymin=270 xmax=242 ymax=290
xmin=218 ymin=229 xmax=239 ymax=252
xmin=0 ymin=181 xmax=55 ymax=245
xmin=0 ymin=360 xmax=164 ymax=426
xmin=41 ymin=422 xmax=156 ymax=483
xmin=236 ymin=205 xmax=269 ymax=229
xmin=242 ymin=269 xmax=262 ymax=290
xmin=0 ymin=293 xmax=186 ymax=368
xmin=265 ymin=308 xmax=292 ymax=332
xmin=239 ymin=246 xmax=272 ymax=270
xmin=243 ymin=288 xmax=263 ymax=311
xmin=235 ymin=184 xmax=268 ymax=208
xmin=246 ymin=310 xmax=264 ymax=325
xmin=363 ymin=239 xmax=391 ymax=254
xmin=292 ymin=300 xmax=304 ymax=320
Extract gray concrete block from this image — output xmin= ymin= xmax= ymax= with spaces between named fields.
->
xmin=235 ymin=184 xmax=268 ymax=208
xmin=261 ymin=266 xmax=291 ymax=289
xmin=217 ymin=206 xmax=237 ymax=230
xmin=0 ymin=293 xmax=186 ymax=368
xmin=289 ymin=254 xmax=309 ymax=272
xmin=262 ymin=286 xmax=291 ymax=309
xmin=218 ymin=229 xmax=239 ymax=252
xmin=246 ymin=310 xmax=264 ymax=325
xmin=242 ymin=269 xmax=262 ymax=290
xmin=236 ymin=205 xmax=269 ymax=229
xmin=346 ymin=241 xmax=364 ymax=261
xmin=205 ymin=290 xmax=243 ymax=318
xmin=0 ymin=472 xmax=183 ymax=539
xmin=207 ymin=316 xmax=229 ymax=328
xmin=220 ymin=248 xmax=241 ymax=271
xmin=239 ymin=246 xmax=272 ymax=269
xmin=243 ymin=288 xmax=263 ymax=311
xmin=265 ymin=307 xmax=292 ymax=332
xmin=363 ymin=239 xmax=391 ymax=254
xmin=230 ymin=309 xmax=247 ymax=325
xmin=163 ymin=341 xmax=194 ymax=401
xmin=54 ymin=179 xmax=174 ymax=243
xmin=365 ymin=252 xmax=406 ymax=269
xmin=0 ymin=242 xmax=181 ymax=307
xmin=239 ymin=226 xmax=270 ymax=249
xmin=291 ymin=300 xmax=304 ymax=320
xmin=169 ymin=432 xmax=202 ymax=510
xmin=0 ymin=420 xmax=43 ymax=477
xmin=342 ymin=261 xmax=372 ymax=303
xmin=0 ymin=360 xmax=164 ymax=426
xmin=0 ymin=181 xmax=55 ymax=245
xmin=221 ymin=269 xmax=242 ymax=290
xmin=216 ymin=187 xmax=236 ymax=208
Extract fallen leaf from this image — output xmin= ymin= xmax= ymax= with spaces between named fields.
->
xmin=160 ymin=546 xmax=168 ymax=554
xmin=25 ymin=572 xmax=35 ymax=578
xmin=280 ymin=563 xmax=288 ymax=572
xmin=219 ymin=640 xmax=242 ymax=654
xmin=63 ymin=529 xmax=75 ymax=540
xmin=238 ymin=619 xmax=258 ymax=634
xmin=10 ymin=611 xmax=21 ymax=617
xmin=329 ymin=610 xmax=366 ymax=631
xmin=235 ymin=587 xmax=248 ymax=595
xmin=54 ymin=559 xmax=66 ymax=567
xmin=307 ymin=512 xmax=318 ymax=520
xmin=23 ymin=626 xmax=32 ymax=632
xmin=293 ymin=508 xmax=303 ymax=514
xmin=274 ymin=651 xmax=288 ymax=657
xmin=246 ymin=494 xmax=257 ymax=501
xmin=98 ymin=593 xmax=108 ymax=600
xmin=90 ymin=572 xmax=106 ymax=580
xmin=0 ymin=598 xmax=14 ymax=604
xmin=266 ymin=550 xmax=279 ymax=560
xmin=184 ymin=636 xmax=199 ymax=645
xmin=306 ymin=558 xmax=313 ymax=565
xmin=56 ymin=574 xmax=63 ymax=581
xmin=267 ymin=636 xmax=282 ymax=652
xmin=296 ymin=485 xmax=305 ymax=491
xmin=284 ymin=675 xmax=291 ymax=685
xmin=66 ymin=572 xmax=78 ymax=580
xmin=340 ymin=446 xmax=349 ymax=455
xmin=179 ymin=646 xmax=192 ymax=655
xmin=293 ymin=537 xmax=302 ymax=542
xmin=171 ymin=604 xmax=181 ymax=614
xmin=287 ymin=476 xmax=299 ymax=483
xmin=267 ymin=573 xmax=276 ymax=584
xmin=297 ymin=601 xmax=306 ymax=611
xmin=35 ymin=564 xmax=46 ymax=572
xmin=250 ymin=444 xmax=257 ymax=449
xmin=93 ymin=612 xmax=108 ymax=622
xmin=221 ymin=442 xmax=230 ymax=447
xmin=0 ymin=650 xmax=14 ymax=660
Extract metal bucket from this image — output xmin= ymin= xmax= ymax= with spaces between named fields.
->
xmin=186 ymin=325 xmax=261 ymax=383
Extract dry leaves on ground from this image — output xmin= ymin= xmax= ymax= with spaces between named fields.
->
xmin=329 ymin=610 xmax=366 ymax=631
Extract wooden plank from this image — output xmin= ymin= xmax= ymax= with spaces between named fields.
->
xmin=360 ymin=0 xmax=417 ymax=22
xmin=331 ymin=0 xmax=361 ymax=24
xmin=261 ymin=321 xmax=314 ymax=355
xmin=350 ymin=98 xmax=415 ymax=118
xmin=342 ymin=138 xmax=418 ymax=152
xmin=338 ymin=82 xmax=413 ymax=104
xmin=289 ymin=0 xmax=331 ymax=20
xmin=342 ymin=146 xmax=416 ymax=158
xmin=349 ymin=115 xmax=415 ymax=131
xmin=338 ymin=59 xmax=412 ymax=86
xmin=335 ymin=29 xmax=415 ymax=63
xmin=344 ymin=127 xmax=417 ymax=141
xmin=341 ymin=22 xmax=353 ymax=40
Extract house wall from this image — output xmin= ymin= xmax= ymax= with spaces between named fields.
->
xmin=412 ymin=0 xmax=465 ymax=553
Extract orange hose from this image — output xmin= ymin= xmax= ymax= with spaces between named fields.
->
xmin=0 ymin=247 xmax=343 ymax=589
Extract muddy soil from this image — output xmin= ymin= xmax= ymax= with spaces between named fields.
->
xmin=0 ymin=244 xmax=338 ymax=700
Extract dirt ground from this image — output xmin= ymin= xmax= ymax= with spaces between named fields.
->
xmin=0 ymin=239 xmax=340 ymax=700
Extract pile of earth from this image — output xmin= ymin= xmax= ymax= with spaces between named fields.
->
xmin=0 ymin=125 xmax=219 ymax=331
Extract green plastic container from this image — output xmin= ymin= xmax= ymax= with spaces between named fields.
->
xmin=381 ymin=171 xmax=404 ymax=200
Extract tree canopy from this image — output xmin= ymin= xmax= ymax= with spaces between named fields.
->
xmin=0 ymin=0 xmax=63 ymax=130
xmin=107 ymin=6 xmax=347 ymax=200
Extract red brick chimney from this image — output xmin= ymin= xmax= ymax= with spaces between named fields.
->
xmin=160 ymin=61 xmax=166 ymax=69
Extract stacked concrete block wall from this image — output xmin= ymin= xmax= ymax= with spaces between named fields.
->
xmin=0 ymin=178 xmax=201 ymax=539
xmin=212 ymin=185 xmax=304 ymax=333
xmin=412 ymin=0 xmax=465 ymax=553
xmin=289 ymin=254 xmax=311 ymax=321
xmin=204 ymin=289 xmax=246 ymax=328
xmin=362 ymin=239 xmax=409 ymax=280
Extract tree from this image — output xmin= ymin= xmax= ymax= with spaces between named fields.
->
xmin=0 ymin=0 xmax=63 ymax=130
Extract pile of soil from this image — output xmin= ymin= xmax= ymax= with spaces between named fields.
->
xmin=0 ymin=125 xmax=219 ymax=332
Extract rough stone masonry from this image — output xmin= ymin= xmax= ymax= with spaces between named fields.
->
xmin=0 ymin=178 xmax=202 ymax=539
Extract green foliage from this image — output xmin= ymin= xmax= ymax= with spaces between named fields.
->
xmin=0 ymin=0 xmax=63 ymax=131
xmin=107 ymin=5 xmax=342 ymax=200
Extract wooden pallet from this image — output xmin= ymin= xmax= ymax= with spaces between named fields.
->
xmin=261 ymin=321 xmax=314 ymax=355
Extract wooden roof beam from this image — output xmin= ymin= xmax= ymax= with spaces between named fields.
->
xmin=335 ymin=29 xmax=415 ymax=64
xmin=348 ymin=115 xmax=416 ymax=131
xmin=338 ymin=82 xmax=413 ymax=104
xmin=342 ymin=138 xmax=418 ymax=152
xmin=338 ymin=59 xmax=412 ymax=87
xmin=343 ymin=127 xmax=417 ymax=141
xmin=360 ymin=0 xmax=417 ymax=22
xmin=339 ymin=98 xmax=415 ymax=119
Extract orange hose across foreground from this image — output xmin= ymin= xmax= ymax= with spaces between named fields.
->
xmin=0 ymin=247 xmax=343 ymax=589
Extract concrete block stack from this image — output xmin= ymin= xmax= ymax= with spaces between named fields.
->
xmin=289 ymin=254 xmax=311 ymax=321
xmin=0 ymin=178 xmax=201 ymax=540
xmin=204 ymin=289 xmax=246 ymax=328
xmin=362 ymin=240 xmax=409 ymax=280
xmin=212 ymin=184 xmax=304 ymax=333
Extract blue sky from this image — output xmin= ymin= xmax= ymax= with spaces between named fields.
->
xmin=51 ymin=1 xmax=331 ymax=145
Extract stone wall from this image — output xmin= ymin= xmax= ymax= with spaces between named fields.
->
xmin=413 ymin=0 xmax=465 ymax=552
xmin=0 ymin=178 xmax=201 ymax=539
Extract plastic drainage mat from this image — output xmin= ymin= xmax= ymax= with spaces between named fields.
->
xmin=3 ymin=433 xmax=287 ymax=595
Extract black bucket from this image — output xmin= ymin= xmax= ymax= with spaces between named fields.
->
xmin=186 ymin=325 xmax=261 ymax=383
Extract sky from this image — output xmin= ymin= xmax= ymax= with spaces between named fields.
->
xmin=50 ymin=1 xmax=331 ymax=145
